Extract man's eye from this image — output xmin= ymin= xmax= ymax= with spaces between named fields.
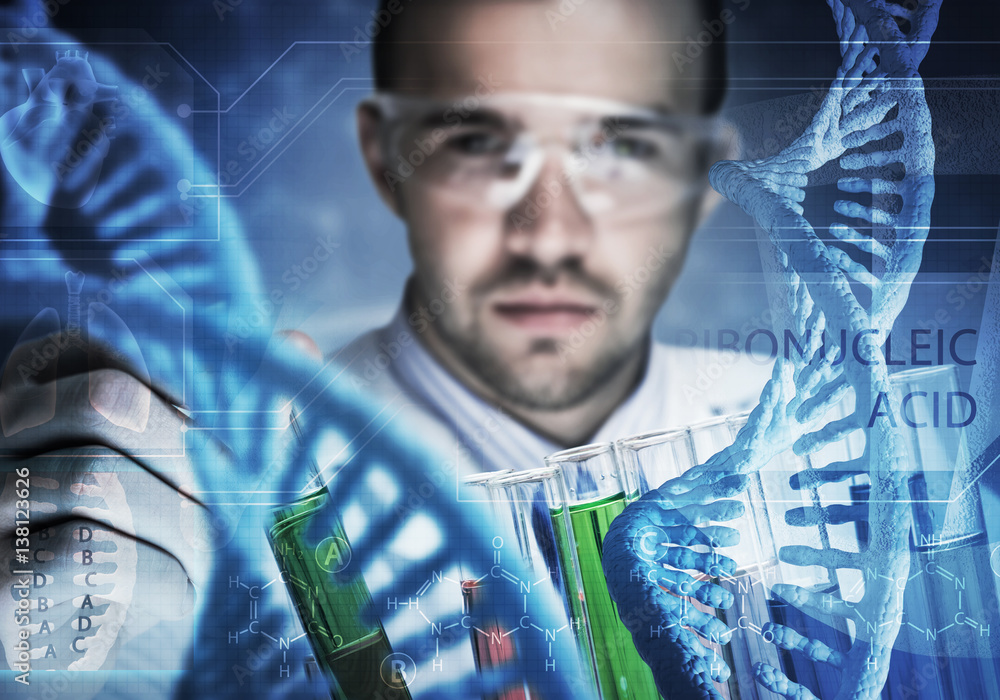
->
xmin=605 ymin=136 xmax=660 ymax=161
xmin=447 ymin=132 xmax=509 ymax=156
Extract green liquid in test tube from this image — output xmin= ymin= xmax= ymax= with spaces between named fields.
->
xmin=267 ymin=412 xmax=411 ymax=700
xmin=546 ymin=444 xmax=662 ymax=700
xmin=268 ymin=487 xmax=412 ymax=700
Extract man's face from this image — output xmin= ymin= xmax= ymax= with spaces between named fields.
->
xmin=374 ymin=0 xmax=716 ymax=411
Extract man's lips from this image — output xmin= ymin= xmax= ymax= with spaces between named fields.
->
xmin=492 ymin=300 xmax=600 ymax=332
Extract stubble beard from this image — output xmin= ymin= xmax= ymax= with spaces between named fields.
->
xmin=435 ymin=309 xmax=640 ymax=412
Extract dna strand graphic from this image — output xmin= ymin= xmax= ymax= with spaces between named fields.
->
xmin=602 ymin=0 xmax=941 ymax=698
xmin=0 ymin=26 xmax=585 ymax=700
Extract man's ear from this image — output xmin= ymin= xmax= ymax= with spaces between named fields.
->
xmin=357 ymin=102 xmax=403 ymax=217
xmin=695 ymin=119 xmax=741 ymax=227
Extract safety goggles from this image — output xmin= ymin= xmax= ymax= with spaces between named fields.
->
xmin=365 ymin=92 xmax=721 ymax=224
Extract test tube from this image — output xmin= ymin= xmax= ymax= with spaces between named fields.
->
xmin=615 ymin=427 xmax=739 ymax=700
xmin=459 ymin=470 xmax=523 ymax=700
xmin=488 ymin=466 xmax=601 ymax=700
xmin=725 ymin=412 xmax=847 ymax=696
xmin=879 ymin=365 xmax=1000 ymax=699
xmin=614 ymin=427 xmax=691 ymax=502
xmin=267 ymin=416 xmax=410 ymax=700
xmin=615 ymin=420 xmax=781 ymax=698
xmin=544 ymin=443 xmax=661 ymax=700
xmin=268 ymin=487 xmax=409 ymax=700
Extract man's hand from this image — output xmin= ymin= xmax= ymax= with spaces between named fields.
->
xmin=0 ymin=333 xmax=214 ymax=673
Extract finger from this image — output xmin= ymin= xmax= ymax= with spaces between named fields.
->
xmin=762 ymin=622 xmax=845 ymax=668
xmin=650 ymin=584 xmax=733 ymax=643
xmin=825 ymin=246 xmax=880 ymax=288
xmin=778 ymin=544 xmax=861 ymax=571
xmin=789 ymin=459 xmax=864 ymax=489
xmin=9 ymin=452 xmax=212 ymax=589
xmin=836 ymin=176 xmax=898 ymax=196
xmin=662 ymin=542 xmax=739 ymax=577
xmin=840 ymin=148 xmax=902 ymax=170
xmin=754 ymin=662 xmax=819 ymax=700
xmin=641 ymin=617 xmax=731 ymax=690
xmin=1 ymin=369 xmax=184 ymax=458
xmin=2 ymin=330 xmax=177 ymax=407
xmin=770 ymin=583 xmax=856 ymax=623
xmin=0 ymin=369 xmax=215 ymax=525
xmin=793 ymin=416 xmax=860 ymax=456
xmin=828 ymin=222 xmax=891 ymax=259
xmin=659 ymin=547 xmax=736 ymax=576
xmin=763 ymin=170 xmax=809 ymax=188
xmin=679 ymin=499 xmax=746 ymax=526
xmin=841 ymin=22 xmax=869 ymax=74
xmin=685 ymin=525 xmax=741 ymax=548
xmin=842 ymin=118 xmax=902 ymax=151
xmin=794 ymin=375 xmax=849 ymax=424
xmin=784 ymin=504 xmax=866 ymax=527
xmin=833 ymin=199 xmax=896 ymax=227
xmin=659 ymin=474 xmax=749 ymax=507
xmin=651 ymin=565 xmax=735 ymax=609
xmin=773 ymin=184 xmax=806 ymax=203
xmin=842 ymin=80 xmax=893 ymax=126
xmin=635 ymin=519 xmax=741 ymax=551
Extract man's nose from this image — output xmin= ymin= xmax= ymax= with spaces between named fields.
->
xmin=505 ymin=153 xmax=594 ymax=267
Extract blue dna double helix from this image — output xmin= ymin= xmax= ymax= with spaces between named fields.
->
xmin=0 ymin=22 xmax=585 ymax=700
xmin=602 ymin=1 xmax=942 ymax=698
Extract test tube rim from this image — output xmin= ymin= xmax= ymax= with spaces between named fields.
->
xmin=614 ymin=426 xmax=691 ymax=453
xmin=544 ymin=441 xmax=615 ymax=465
xmin=686 ymin=414 xmax=733 ymax=433
xmin=490 ymin=464 xmax=563 ymax=486
xmin=461 ymin=469 xmax=516 ymax=486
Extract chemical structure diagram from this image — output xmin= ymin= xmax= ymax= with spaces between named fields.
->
xmin=224 ymin=570 xmax=319 ymax=687
xmin=400 ymin=535 xmax=582 ymax=676
xmin=224 ymin=533 xmax=583 ymax=692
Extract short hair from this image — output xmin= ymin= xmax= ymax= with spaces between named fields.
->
xmin=371 ymin=0 xmax=728 ymax=114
